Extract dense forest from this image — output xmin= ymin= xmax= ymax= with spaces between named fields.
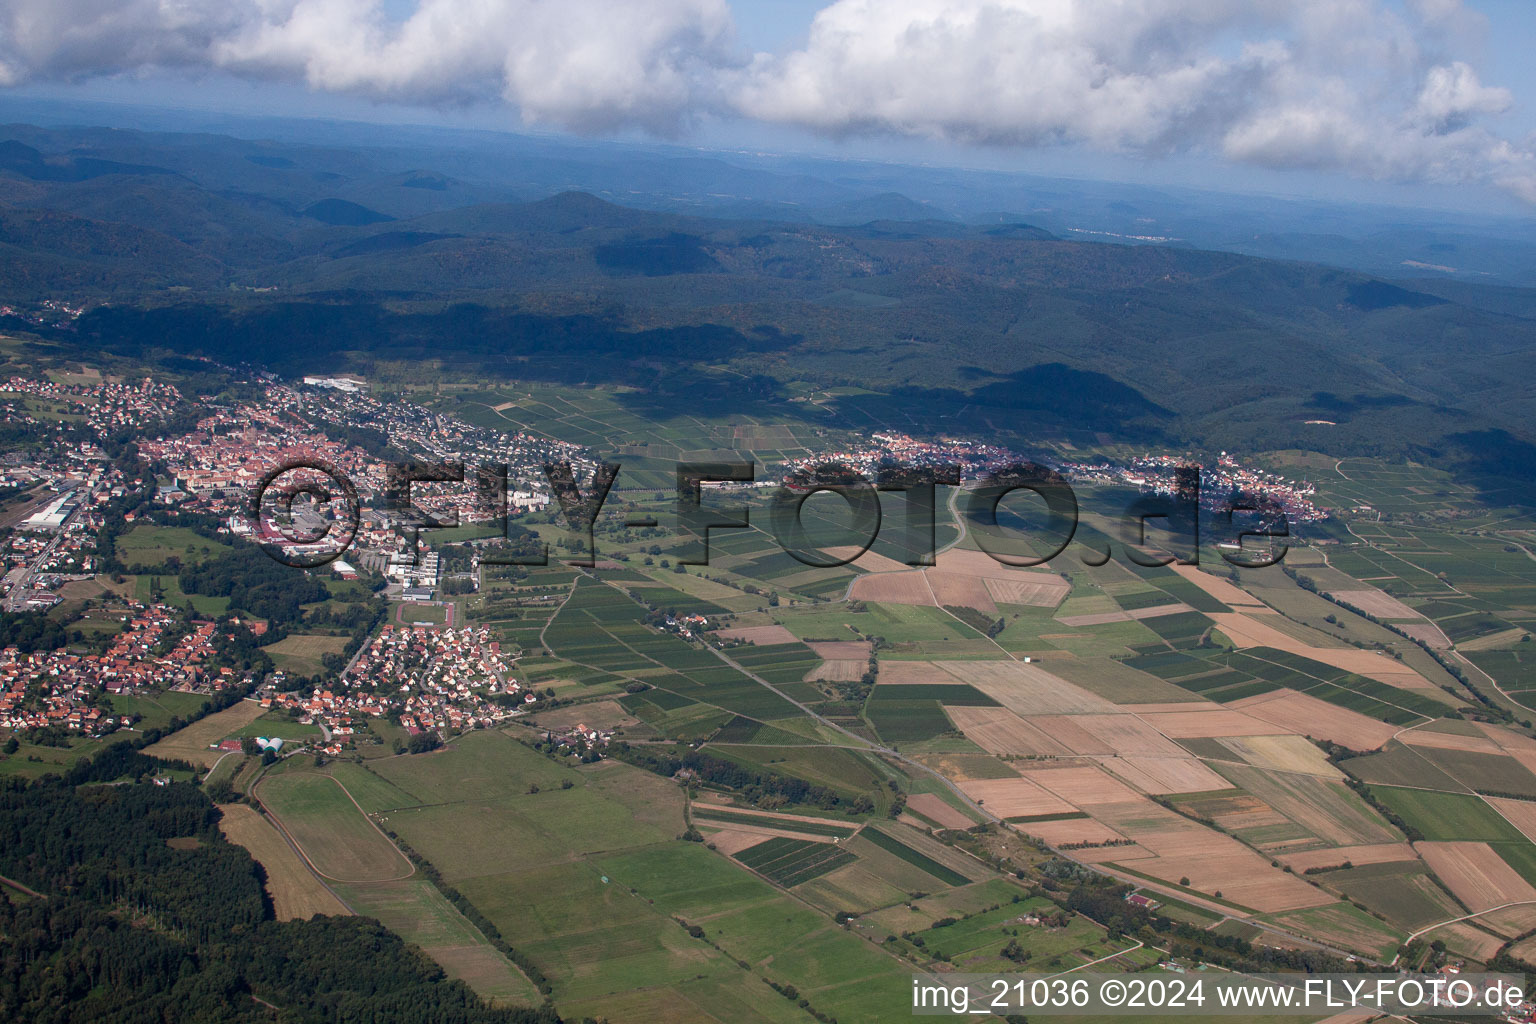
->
xmin=0 ymin=743 xmax=557 ymax=1024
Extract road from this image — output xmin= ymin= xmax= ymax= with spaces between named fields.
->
xmin=3 ymin=502 xmax=79 ymax=611
xmin=584 ymin=568 xmax=1374 ymax=965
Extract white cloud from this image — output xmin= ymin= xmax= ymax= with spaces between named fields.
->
xmin=0 ymin=0 xmax=737 ymax=133
xmin=733 ymin=0 xmax=1536 ymax=201
xmin=0 ymin=0 xmax=1532 ymax=200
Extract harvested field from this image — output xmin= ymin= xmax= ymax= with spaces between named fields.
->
xmin=1023 ymin=765 xmax=1143 ymax=805
xmin=1428 ymin=921 xmax=1505 ymax=961
xmin=1510 ymin=933 xmax=1536 ymax=964
xmin=1278 ymin=843 xmax=1418 ymax=872
xmin=807 ymin=641 xmax=872 ymax=660
xmin=955 ymin=776 xmax=1078 ymax=818
xmin=1182 ymin=792 xmax=1292 ymax=834
xmin=528 ymin=700 xmax=638 ymax=732
xmin=1057 ymin=603 xmax=1193 ymax=626
xmin=945 ymin=706 xmax=1073 ymax=756
xmin=1020 ymin=715 xmax=1114 ymax=754
xmin=1170 ymin=564 xmax=1271 ymax=609
xmin=1398 ymin=623 xmax=1452 ymax=648
xmin=1331 ymin=589 xmax=1423 ymax=621
xmin=984 ymin=576 xmax=1070 ymax=607
xmin=1217 ymin=735 xmax=1344 ymax=777
xmin=822 ymin=546 xmax=913 ymax=573
xmin=878 ymin=661 xmax=961 ymax=684
xmin=1092 ymin=798 xmax=1336 ymax=912
xmin=1136 ymin=709 xmax=1278 ymax=738
xmin=1217 ymin=764 xmax=1399 ymax=847
xmin=1401 ymin=728 xmax=1504 ymax=754
xmin=905 ymin=793 xmax=974 ymax=829
xmin=847 ymin=547 xmax=1071 ymax=611
xmin=1017 ymin=817 xmax=1137 ymax=848
xmin=1118 ymin=851 xmax=1337 ymax=912
xmin=848 ymin=571 xmax=932 ymax=605
xmin=1416 ymin=842 xmax=1536 ymax=912
xmin=217 ymin=803 xmax=349 ymax=920
xmin=948 ymin=661 xmax=1121 ymax=714
xmin=715 ymin=624 xmax=799 ymax=644
xmin=1211 ymin=613 xmax=1434 ymax=689
xmin=934 ymin=547 xmax=1048 ymax=578
xmin=1486 ymin=798 xmax=1536 ymax=844
xmin=804 ymin=659 xmax=865 ymax=682
xmin=143 ymin=699 xmax=268 ymax=768
xmin=1474 ymin=723 xmax=1536 ymax=779
xmin=1229 ymin=689 xmax=1398 ymax=750
xmin=701 ymin=828 xmax=793 ymax=856
xmin=1095 ymin=755 xmax=1227 ymax=795
xmin=926 ymin=571 xmax=997 ymax=614
xmin=1073 ymin=843 xmax=1157 ymax=864
xmin=1476 ymin=904 xmax=1536 ymax=938
xmin=1069 ymin=714 xmax=1188 ymax=758
xmin=912 ymin=752 xmax=1020 ymax=782
xmin=1120 ymin=701 xmax=1223 ymax=714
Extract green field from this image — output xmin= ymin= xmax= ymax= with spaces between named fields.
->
xmin=399 ymin=603 xmax=449 ymax=624
xmin=332 ymin=876 xmax=544 ymax=1007
xmin=1367 ymin=786 xmax=1527 ymax=843
xmin=257 ymin=772 xmax=412 ymax=882
xmin=357 ymin=730 xmax=926 ymax=1022
xmin=116 ymin=524 xmax=231 ymax=570
xmin=1258 ymin=903 xmax=1406 ymax=960
xmin=261 ymin=632 xmax=349 ymax=675
xmin=859 ymin=826 xmax=971 ymax=886
xmin=734 ymin=836 xmax=855 ymax=886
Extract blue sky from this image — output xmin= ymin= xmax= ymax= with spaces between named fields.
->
xmin=4 ymin=0 xmax=1535 ymax=214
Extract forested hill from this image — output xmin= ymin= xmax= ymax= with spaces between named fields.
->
xmin=0 ymin=743 xmax=556 ymax=1024
xmin=5 ymin=120 xmax=1536 ymax=483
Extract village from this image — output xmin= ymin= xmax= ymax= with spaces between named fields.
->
xmin=1059 ymin=450 xmax=1330 ymax=527
xmin=0 ymin=603 xmax=240 ymax=737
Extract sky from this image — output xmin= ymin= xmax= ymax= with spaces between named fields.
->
xmin=3 ymin=0 xmax=1536 ymax=213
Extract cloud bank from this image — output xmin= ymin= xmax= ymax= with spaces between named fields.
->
xmin=1 ymin=0 xmax=1533 ymax=200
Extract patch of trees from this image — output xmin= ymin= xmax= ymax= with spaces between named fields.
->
xmin=943 ymin=605 xmax=1005 ymax=637
xmin=405 ymin=732 xmax=442 ymax=754
xmin=612 ymin=742 xmax=842 ymax=809
xmin=0 ymin=610 xmax=68 ymax=653
xmin=179 ymin=545 xmax=330 ymax=625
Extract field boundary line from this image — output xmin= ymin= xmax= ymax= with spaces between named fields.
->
xmin=253 ymin=772 xmax=416 ymax=883
xmin=233 ymin=790 xmax=357 ymax=915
